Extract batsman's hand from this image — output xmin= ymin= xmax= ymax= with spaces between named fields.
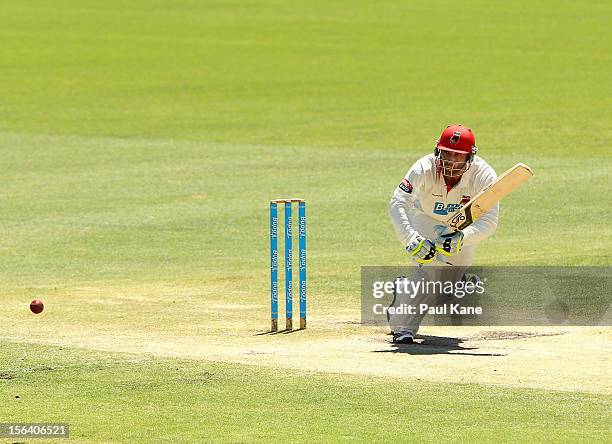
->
xmin=406 ymin=233 xmax=437 ymax=264
xmin=433 ymin=225 xmax=464 ymax=256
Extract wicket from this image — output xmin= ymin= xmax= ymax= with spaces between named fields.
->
xmin=270 ymin=198 xmax=306 ymax=331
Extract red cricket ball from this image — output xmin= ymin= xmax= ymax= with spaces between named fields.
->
xmin=30 ymin=299 xmax=44 ymax=314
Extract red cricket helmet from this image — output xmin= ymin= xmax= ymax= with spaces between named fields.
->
xmin=435 ymin=124 xmax=477 ymax=157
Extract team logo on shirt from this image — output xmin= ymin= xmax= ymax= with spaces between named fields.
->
xmin=398 ymin=179 xmax=413 ymax=193
xmin=433 ymin=202 xmax=462 ymax=215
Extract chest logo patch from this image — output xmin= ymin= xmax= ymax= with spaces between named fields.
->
xmin=433 ymin=202 xmax=462 ymax=215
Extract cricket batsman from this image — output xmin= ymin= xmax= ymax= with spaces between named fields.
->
xmin=388 ymin=124 xmax=498 ymax=343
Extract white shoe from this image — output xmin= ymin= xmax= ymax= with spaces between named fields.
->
xmin=392 ymin=331 xmax=414 ymax=344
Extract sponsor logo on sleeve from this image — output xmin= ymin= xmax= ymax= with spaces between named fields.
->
xmin=399 ymin=179 xmax=413 ymax=193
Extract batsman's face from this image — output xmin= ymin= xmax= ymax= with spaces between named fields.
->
xmin=438 ymin=149 xmax=470 ymax=177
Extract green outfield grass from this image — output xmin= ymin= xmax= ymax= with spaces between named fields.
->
xmin=2 ymin=342 xmax=610 ymax=443
xmin=1 ymin=0 xmax=610 ymax=151
xmin=1 ymin=0 xmax=611 ymax=442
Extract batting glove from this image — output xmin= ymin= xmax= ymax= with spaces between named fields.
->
xmin=406 ymin=234 xmax=437 ymax=264
xmin=434 ymin=229 xmax=464 ymax=256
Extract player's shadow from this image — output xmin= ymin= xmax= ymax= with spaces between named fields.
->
xmin=254 ymin=328 xmax=303 ymax=336
xmin=374 ymin=334 xmax=505 ymax=356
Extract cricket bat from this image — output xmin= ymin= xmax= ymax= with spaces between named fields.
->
xmin=447 ymin=163 xmax=534 ymax=231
